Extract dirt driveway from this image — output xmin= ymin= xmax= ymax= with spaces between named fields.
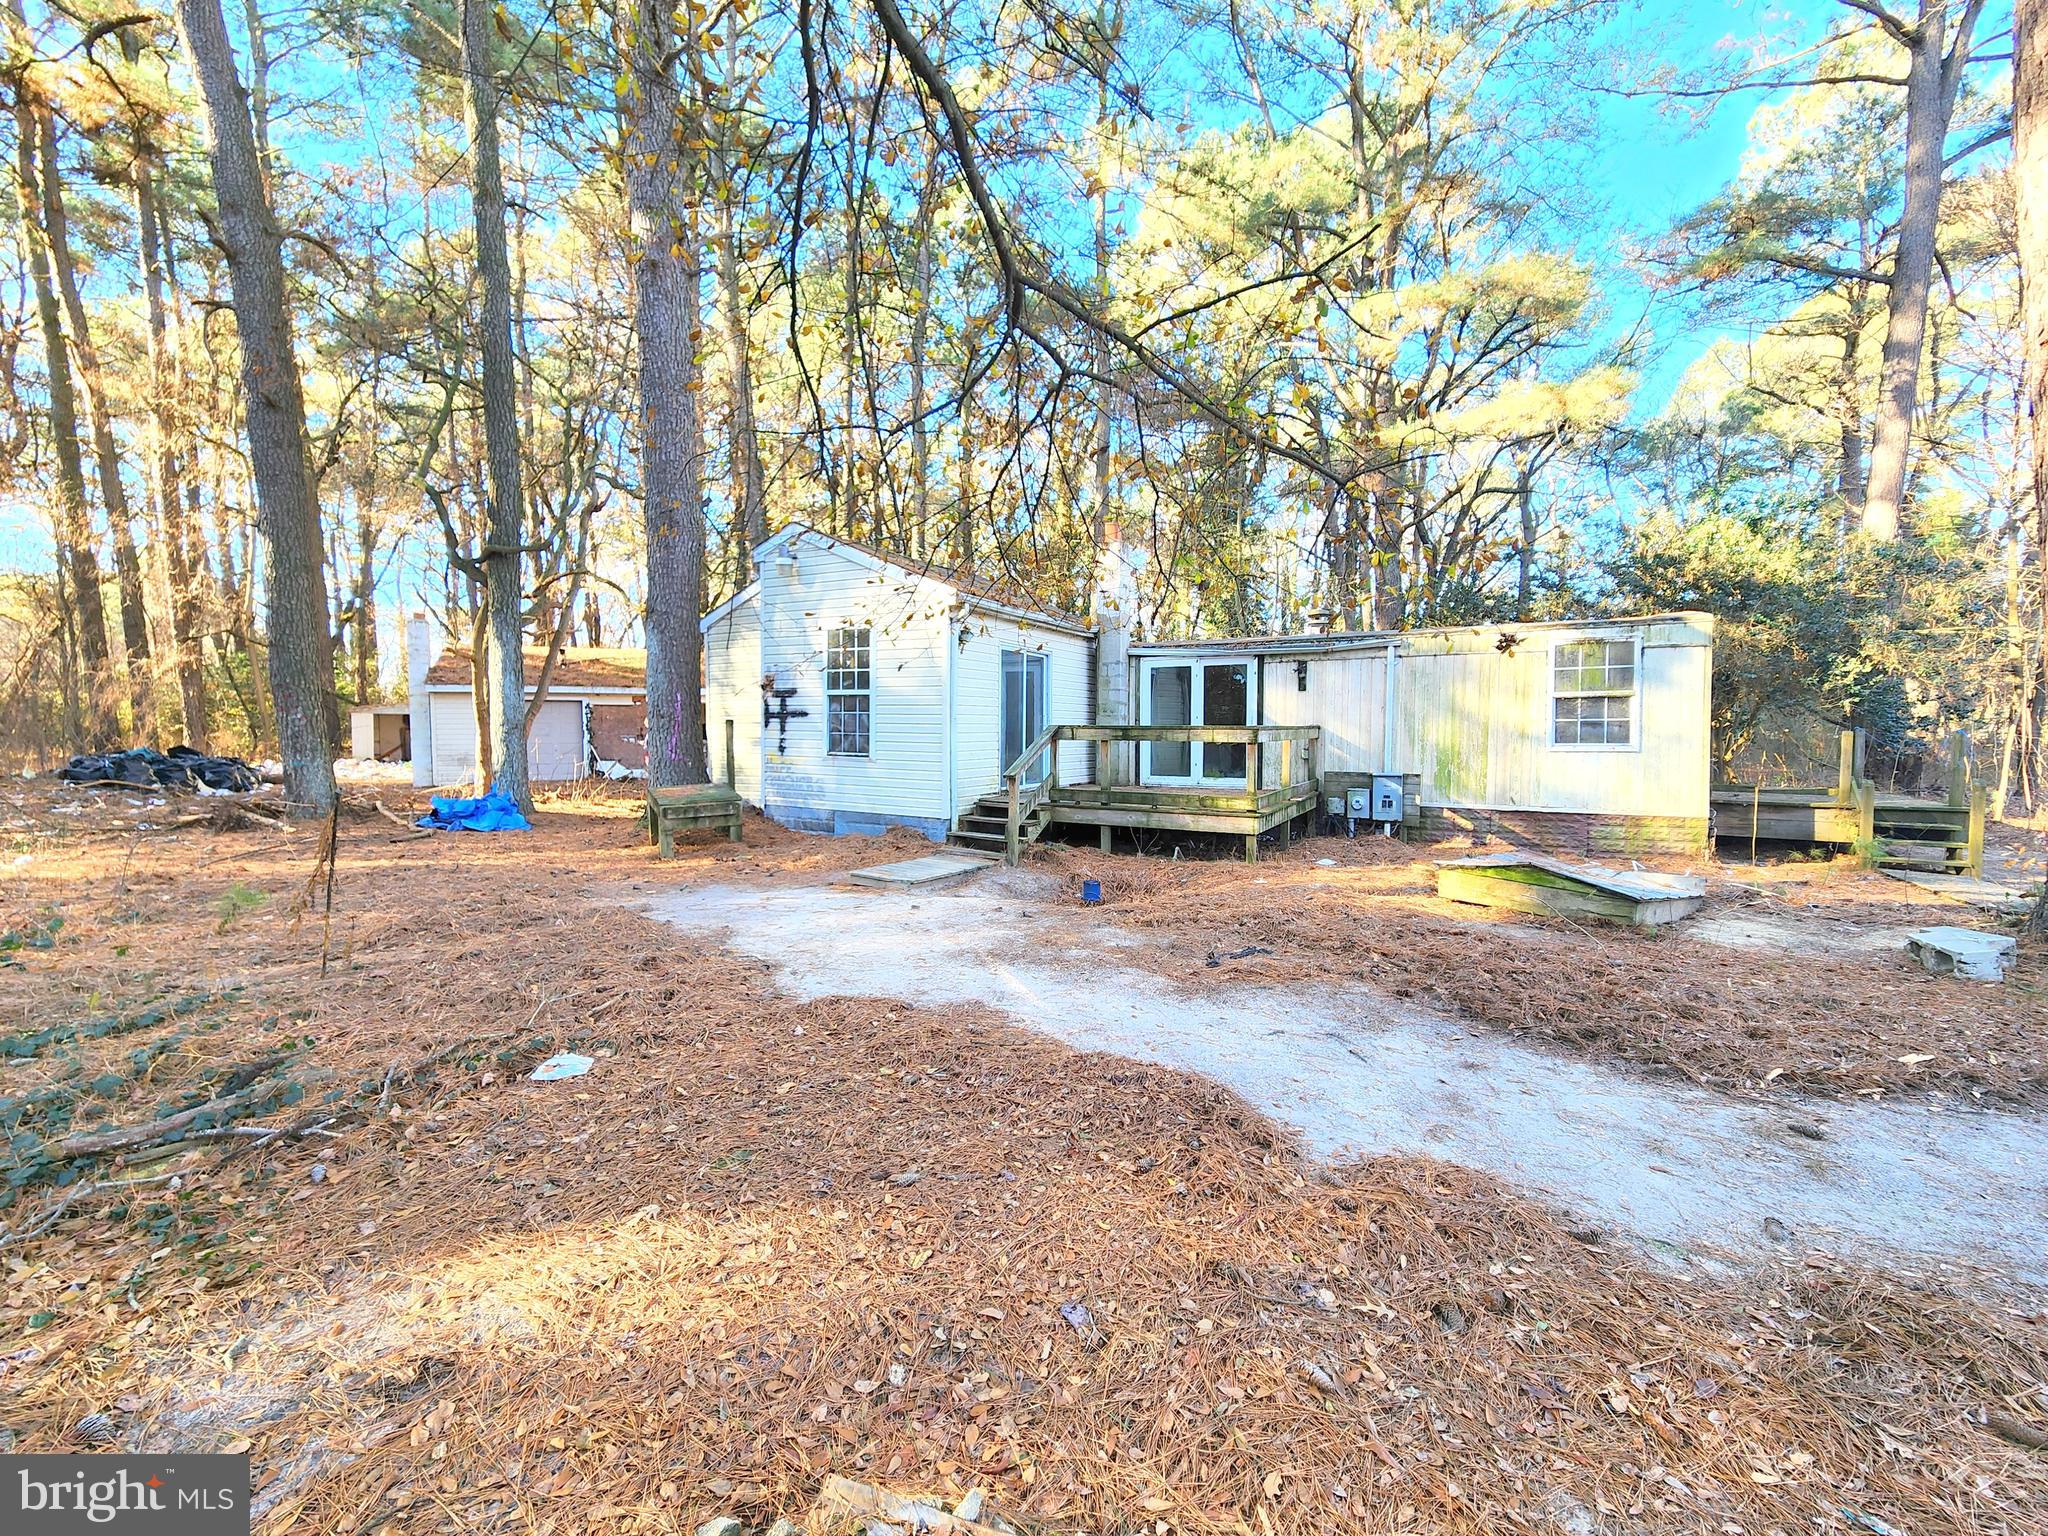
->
xmin=647 ymin=869 xmax=2048 ymax=1282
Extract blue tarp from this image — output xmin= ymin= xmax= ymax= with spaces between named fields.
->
xmin=416 ymin=785 xmax=532 ymax=833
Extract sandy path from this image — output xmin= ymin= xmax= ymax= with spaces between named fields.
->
xmin=642 ymin=873 xmax=2048 ymax=1283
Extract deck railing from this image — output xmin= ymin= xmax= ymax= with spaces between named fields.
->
xmin=999 ymin=723 xmax=1322 ymax=865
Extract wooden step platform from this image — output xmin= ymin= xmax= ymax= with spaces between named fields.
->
xmin=1436 ymin=853 xmax=1706 ymax=927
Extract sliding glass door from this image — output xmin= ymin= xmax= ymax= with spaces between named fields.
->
xmin=1001 ymin=649 xmax=1049 ymax=785
xmin=1138 ymin=657 xmax=1255 ymax=787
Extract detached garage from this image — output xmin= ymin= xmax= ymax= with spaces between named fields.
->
xmin=406 ymin=615 xmax=648 ymax=788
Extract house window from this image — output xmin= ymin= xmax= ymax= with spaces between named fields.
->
xmin=1552 ymin=637 xmax=1636 ymax=747
xmin=826 ymin=625 xmax=871 ymax=756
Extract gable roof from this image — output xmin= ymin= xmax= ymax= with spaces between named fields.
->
xmin=423 ymin=645 xmax=647 ymax=692
xmin=755 ymin=523 xmax=1093 ymax=636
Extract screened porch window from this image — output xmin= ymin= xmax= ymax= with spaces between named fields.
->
xmin=1552 ymin=637 xmax=1636 ymax=747
xmin=826 ymin=625 xmax=871 ymax=756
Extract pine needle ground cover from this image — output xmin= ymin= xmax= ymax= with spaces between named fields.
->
xmin=1 ymin=783 xmax=2043 ymax=1536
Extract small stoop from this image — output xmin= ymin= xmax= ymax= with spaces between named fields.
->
xmin=845 ymin=852 xmax=996 ymax=890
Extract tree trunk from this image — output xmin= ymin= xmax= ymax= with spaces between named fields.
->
xmin=1515 ymin=461 xmax=1535 ymax=620
xmin=626 ymin=0 xmax=709 ymax=788
xmin=2017 ymin=0 xmax=2048 ymax=880
xmin=6 ymin=14 xmax=109 ymax=744
xmin=39 ymin=113 xmax=152 ymax=728
xmin=174 ymin=0 xmax=336 ymax=813
xmin=134 ymin=144 xmax=208 ymax=746
xmin=1861 ymin=0 xmax=1983 ymax=540
xmin=906 ymin=163 xmax=935 ymax=559
xmin=459 ymin=0 xmax=533 ymax=811
xmin=1088 ymin=67 xmax=1113 ymax=553
xmin=352 ymin=503 xmax=379 ymax=702
xmin=715 ymin=179 xmax=765 ymax=557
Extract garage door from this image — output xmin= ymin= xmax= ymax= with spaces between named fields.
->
xmin=528 ymin=699 xmax=589 ymax=781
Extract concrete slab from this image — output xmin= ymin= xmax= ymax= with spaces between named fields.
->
xmin=1905 ymin=925 xmax=2019 ymax=982
xmin=844 ymin=852 xmax=995 ymax=890
xmin=1883 ymin=868 xmax=2033 ymax=913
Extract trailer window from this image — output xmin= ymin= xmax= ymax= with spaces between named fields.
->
xmin=1552 ymin=638 xmax=1635 ymax=747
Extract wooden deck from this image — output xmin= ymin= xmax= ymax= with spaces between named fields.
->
xmin=971 ymin=724 xmax=1322 ymax=864
xmin=1712 ymin=730 xmax=1984 ymax=876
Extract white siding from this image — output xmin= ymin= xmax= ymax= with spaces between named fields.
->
xmin=756 ymin=538 xmax=954 ymax=829
xmin=1261 ymin=648 xmax=1388 ymax=774
xmin=424 ymin=689 xmax=623 ymax=786
xmin=1136 ymin=615 xmax=1714 ymax=822
xmin=952 ymin=612 xmax=1094 ymax=808
xmin=1390 ymin=619 xmax=1712 ymax=818
xmin=703 ymin=592 xmax=763 ymax=801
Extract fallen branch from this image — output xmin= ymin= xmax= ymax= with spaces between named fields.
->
xmin=53 ymin=1068 xmax=328 ymax=1160
xmin=1985 ymin=1410 xmax=2048 ymax=1451
xmin=0 ymin=1170 xmax=185 ymax=1249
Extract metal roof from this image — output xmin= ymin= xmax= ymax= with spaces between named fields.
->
xmin=1129 ymin=611 xmax=1714 ymax=657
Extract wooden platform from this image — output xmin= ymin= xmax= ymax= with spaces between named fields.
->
xmin=1436 ymin=854 xmax=1706 ymax=927
xmin=962 ymin=723 xmax=1323 ymax=864
xmin=647 ymin=783 xmax=743 ymax=856
xmin=1712 ymin=729 xmax=1984 ymax=877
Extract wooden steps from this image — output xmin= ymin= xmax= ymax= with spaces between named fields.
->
xmin=949 ymin=793 xmax=1047 ymax=856
xmin=1711 ymin=728 xmax=1984 ymax=879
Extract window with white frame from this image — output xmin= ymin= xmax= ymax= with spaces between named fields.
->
xmin=825 ymin=625 xmax=872 ymax=756
xmin=1551 ymin=637 xmax=1636 ymax=747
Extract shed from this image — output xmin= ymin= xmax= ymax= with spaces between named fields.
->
xmin=1128 ymin=613 xmax=1715 ymax=855
xmin=348 ymin=705 xmax=412 ymax=763
xmin=405 ymin=615 xmax=649 ymax=788
xmin=701 ymin=525 xmax=1094 ymax=840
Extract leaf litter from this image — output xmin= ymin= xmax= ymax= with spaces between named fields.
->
xmin=0 ymin=781 xmax=2043 ymax=1535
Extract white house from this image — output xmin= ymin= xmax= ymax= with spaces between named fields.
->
xmin=406 ymin=614 xmax=650 ymax=788
xmin=1130 ymin=612 xmax=1716 ymax=854
xmin=702 ymin=525 xmax=1095 ymax=839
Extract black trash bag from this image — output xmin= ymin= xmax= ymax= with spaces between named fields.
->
xmin=56 ymin=746 xmax=261 ymax=794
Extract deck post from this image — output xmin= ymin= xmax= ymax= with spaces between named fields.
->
xmin=1855 ymin=780 xmax=1877 ymax=856
xmin=1967 ymin=786 xmax=1985 ymax=879
xmin=1005 ymin=773 xmax=1021 ymax=867
xmin=1243 ymin=832 xmax=1258 ymax=865
xmin=1836 ymin=729 xmax=1855 ymax=805
xmin=1100 ymin=825 xmax=1111 ymax=853
xmin=1946 ymin=730 xmax=1971 ymax=809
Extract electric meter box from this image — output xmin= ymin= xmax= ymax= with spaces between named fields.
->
xmin=1345 ymin=788 xmax=1373 ymax=819
xmin=1369 ymin=775 xmax=1405 ymax=822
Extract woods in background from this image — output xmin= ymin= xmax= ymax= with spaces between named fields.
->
xmin=0 ymin=0 xmax=2038 ymax=811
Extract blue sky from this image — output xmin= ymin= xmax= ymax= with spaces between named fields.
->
xmin=0 ymin=0 xmax=1834 ymax=580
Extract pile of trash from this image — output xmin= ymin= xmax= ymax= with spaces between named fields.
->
xmin=56 ymin=746 xmax=262 ymax=794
